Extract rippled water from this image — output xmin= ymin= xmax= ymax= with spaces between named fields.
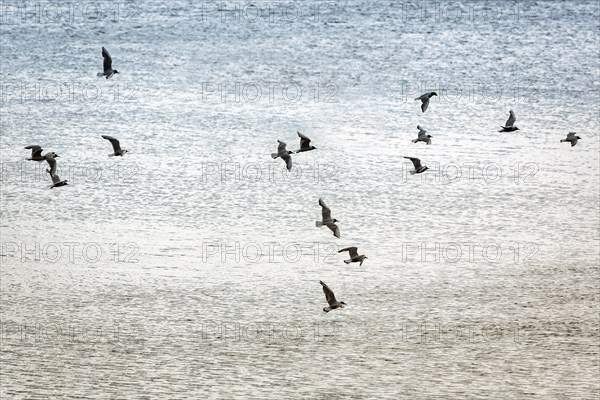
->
xmin=1 ymin=1 xmax=599 ymax=398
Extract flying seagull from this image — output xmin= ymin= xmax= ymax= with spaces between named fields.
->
xmin=295 ymin=131 xmax=317 ymax=153
xmin=102 ymin=135 xmax=128 ymax=157
xmin=412 ymin=125 xmax=432 ymax=145
xmin=320 ymin=281 xmax=346 ymax=313
xmin=338 ymin=247 xmax=368 ymax=266
xmin=499 ymin=110 xmax=519 ymax=132
xmin=45 ymin=153 xmax=67 ymax=188
xmin=415 ymin=92 xmax=437 ymax=113
xmin=560 ymin=132 xmax=581 ymax=147
xmin=404 ymin=156 xmax=429 ymax=174
xmin=316 ymin=198 xmax=340 ymax=238
xmin=271 ymin=140 xmax=293 ymax=171
xmin=97 ymin=47 xmax=119 ymax=79
xmin=24 ymin=145 xmax=47 ymax=161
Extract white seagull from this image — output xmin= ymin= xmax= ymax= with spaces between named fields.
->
xmin=316 ymin=198 xmax=340 ymax=238
xmin=499 ymin=110 xmax=519 ymax=132
xmin=560 ymin=132 xmax=581 ymax=147
xmin=404 ymin=156 xmax=429 ymax=174
xmin=102 ymin=135 xmax=128 ymax=157
xmin=338 ymin=247 xmax=368 ymax=266
xmin=412 ymin=125 xmax=432 ymax=145
xmin=294 ymin=131 xmax=317 ymax=153
xmin=97 ymin=47 xmax=120 ymax=79
xmin=271 ymin=140 xmax=293 ymax=171
xmin=415 ymin=92 xmax=437 ymax=113
xmin=320 ymin=281 xmax=346 ymax=313
xmin=45 ymin=153 xmax=68 ymax=188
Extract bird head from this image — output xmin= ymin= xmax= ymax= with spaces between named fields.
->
xmin=431 ymin=92 xmax=438 ymax=97
xmin=124 ymin=149 xmax=129 ymax=154
xmin=114 ymin=70 xmax=120 ymax=74
xmin=333 ymin=219 xmax=339 ymax=223
xmin=515 ymin=127 xmax=520 ymax=130
xmin=311 ymin=146 xmax=317 ymax=150
xmin=576 ymin=136 xmax=582 ymax=140
xmin=428 ymin=135 xmax=432 ymax=138
xmin=341 ymin=302 xmax=347 ymax=305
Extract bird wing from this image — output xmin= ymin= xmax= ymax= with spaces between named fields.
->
xmin=327 ymin=222 xmax=340 ymax=238
xmin=277 ymin=140 xmax=288 ymax=155
xmin=51 ymin=174 xmax=62 ymax=184
xmin=102 ymin=47 xmax=113 ymax=71
xmin=421 ymin=98 xmax=430 ymax=112
xmin=505 ymin=110 xmax=516 ymax=127
xmin=45 ymin=155 xmax=57 ymax=176
xmin=404 ymin=156 xmax=422 ymax=170
xmin=566 ymin=132 xmax=576 ymax=139
xmin=25 ymin=145 xmax=43 ymax=157
xmin=281 ymin=152 xmax=292 ymax=170
xmin=297 ymin=131 xmax=311 ymax=149
xmin=102 ymin=135 xmax=121 ymax=152
xmin=417 ymin=125 xmax=427 ymax=136
xmin=339 ymin=247 xmax=358 ymax=257
xmin=320 ymin=281 xmax=338 ymax=306
xmin=319 ymin=198 xmax=332 ymax=220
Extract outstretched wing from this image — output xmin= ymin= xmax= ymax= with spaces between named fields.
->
xmin=25 ymin=145 xmax=43 ymax=158
xmin=319 ymin=198 xmax=332 ymax=220
xmin=102 ymin=135 xmax=121 ymax=152
xmin=277 ymin=140 xmax=288 ymax=154
xmin=102 ymin=47 xmax=113 ymax=71
xmin=404 ymin=156 xmax=422 ymax=170
xmin=421 ymin=97 xmax=430 ymax=112
xmin=298 ymin=131 xmax=311 ymax=148
xmin=327 ymin=222 xmax=340 ymax=238
xmin=45 ymin=155 xmax=57 ymax=176
xmin=505 ymin=110 xmax=516 ymax=127
xmin=417 ymin=125 xmax=427 ymax=136
xmin=339 ymin=246 xmax=358 ymax=257
xmin=320 ymin=281 xmax=338 ymax=306
xmin=566 ymin=132 xmax=576 ymax=139
xmin=281 ymin=152 xmax=292 ymax=171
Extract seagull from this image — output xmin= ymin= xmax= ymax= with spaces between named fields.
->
xmin=338 ymin=247 xmax=368 ymax=266
xmin=24 ymin=145 xmax=47 ymax=161
xmin=412 ymin=125 xmax=432 ymax=145
xmin=415 ymin=92 xmax=437 ymax=113
xmin=97 ymin=47 xmax=119 ymax=79
xmin=270 ymin=140 xmax=293 ymax=171
xmin=320 ymin=281 xmax=346 ymax=313
xmin=102 ymin=135 xmax=128 ymax=157
xmin=294 ymin=131 xmax=317 ymax=153
xmin=499 ymin=110 xmax=519 ymax=132
xmin=44 ymin=153 xmax=67 ymax=188
xmin=404 ymin=156 xmax=429 ymax=174
xmin=316 ymin=198 xmax=340 ymax=238
xmin=560 ymin=132 xmax=581 ymax=147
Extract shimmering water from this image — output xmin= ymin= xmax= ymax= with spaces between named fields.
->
xmin=1 ymin=1 xmax=599 ymax=398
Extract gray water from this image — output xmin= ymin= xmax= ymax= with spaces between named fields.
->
xmin=1 ymin=1 xmax=599 ymax=398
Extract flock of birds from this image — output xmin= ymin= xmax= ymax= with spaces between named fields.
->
xmin=21 ymin=48 xmax=584 ymax=312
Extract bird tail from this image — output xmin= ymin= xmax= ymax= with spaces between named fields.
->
xmin=344 ymin=260 xmax=351 ymax=264
xmin=316 ymin=221 xmax=323 ymax=227
xmin=271 ymin=153 xmax=279 ymax=159
xmin=97 ymin=72 xmax=104 ymax=77
xmin=414 ymin=97 xmax=420 ymax=101
xmin=560 ymin=139 xmax=566 ymax=142
xmin=323 ymin=307 xmax=332 ymax=313
xmin=410 ymin=170 xmax=417 ymax=175
xmin=108 ymin=153 xmax=115 ymax=157
xmin=411 ymin=139 xmax=418 ymax=143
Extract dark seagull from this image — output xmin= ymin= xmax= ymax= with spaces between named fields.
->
xmin=102 ymin=135 xmax=128 ymax=157
xmin=24 ymin=145 xmax=48 ymax=161
xmin=415 ymin=92 xmax=437 ymax=113
xmin=45 ymin=153 xmax=68 ymax=188
xmin=294 ymin=131 xmax=317 ymax=153
xmin=412 ymin=125 xmax=432 ymax=145
xmin=97 ymin=47 xmax=119 ymax=79
xmin=499 ymin=110 xmax=519 ymax=132
xmin=560 ymin=132 xmax=581 ymax=147
xmin=271 ymin=140 xmax=293 ymax=171
xmin=320 ymin=281 xmax=346 ymax=313
xmin=404 ymin=156 xmax=429 ymax=174
xmin=338 ymin=247 xmax=368 ymax=266
xmin=316 ymin=198 xmax=340 ymax=238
